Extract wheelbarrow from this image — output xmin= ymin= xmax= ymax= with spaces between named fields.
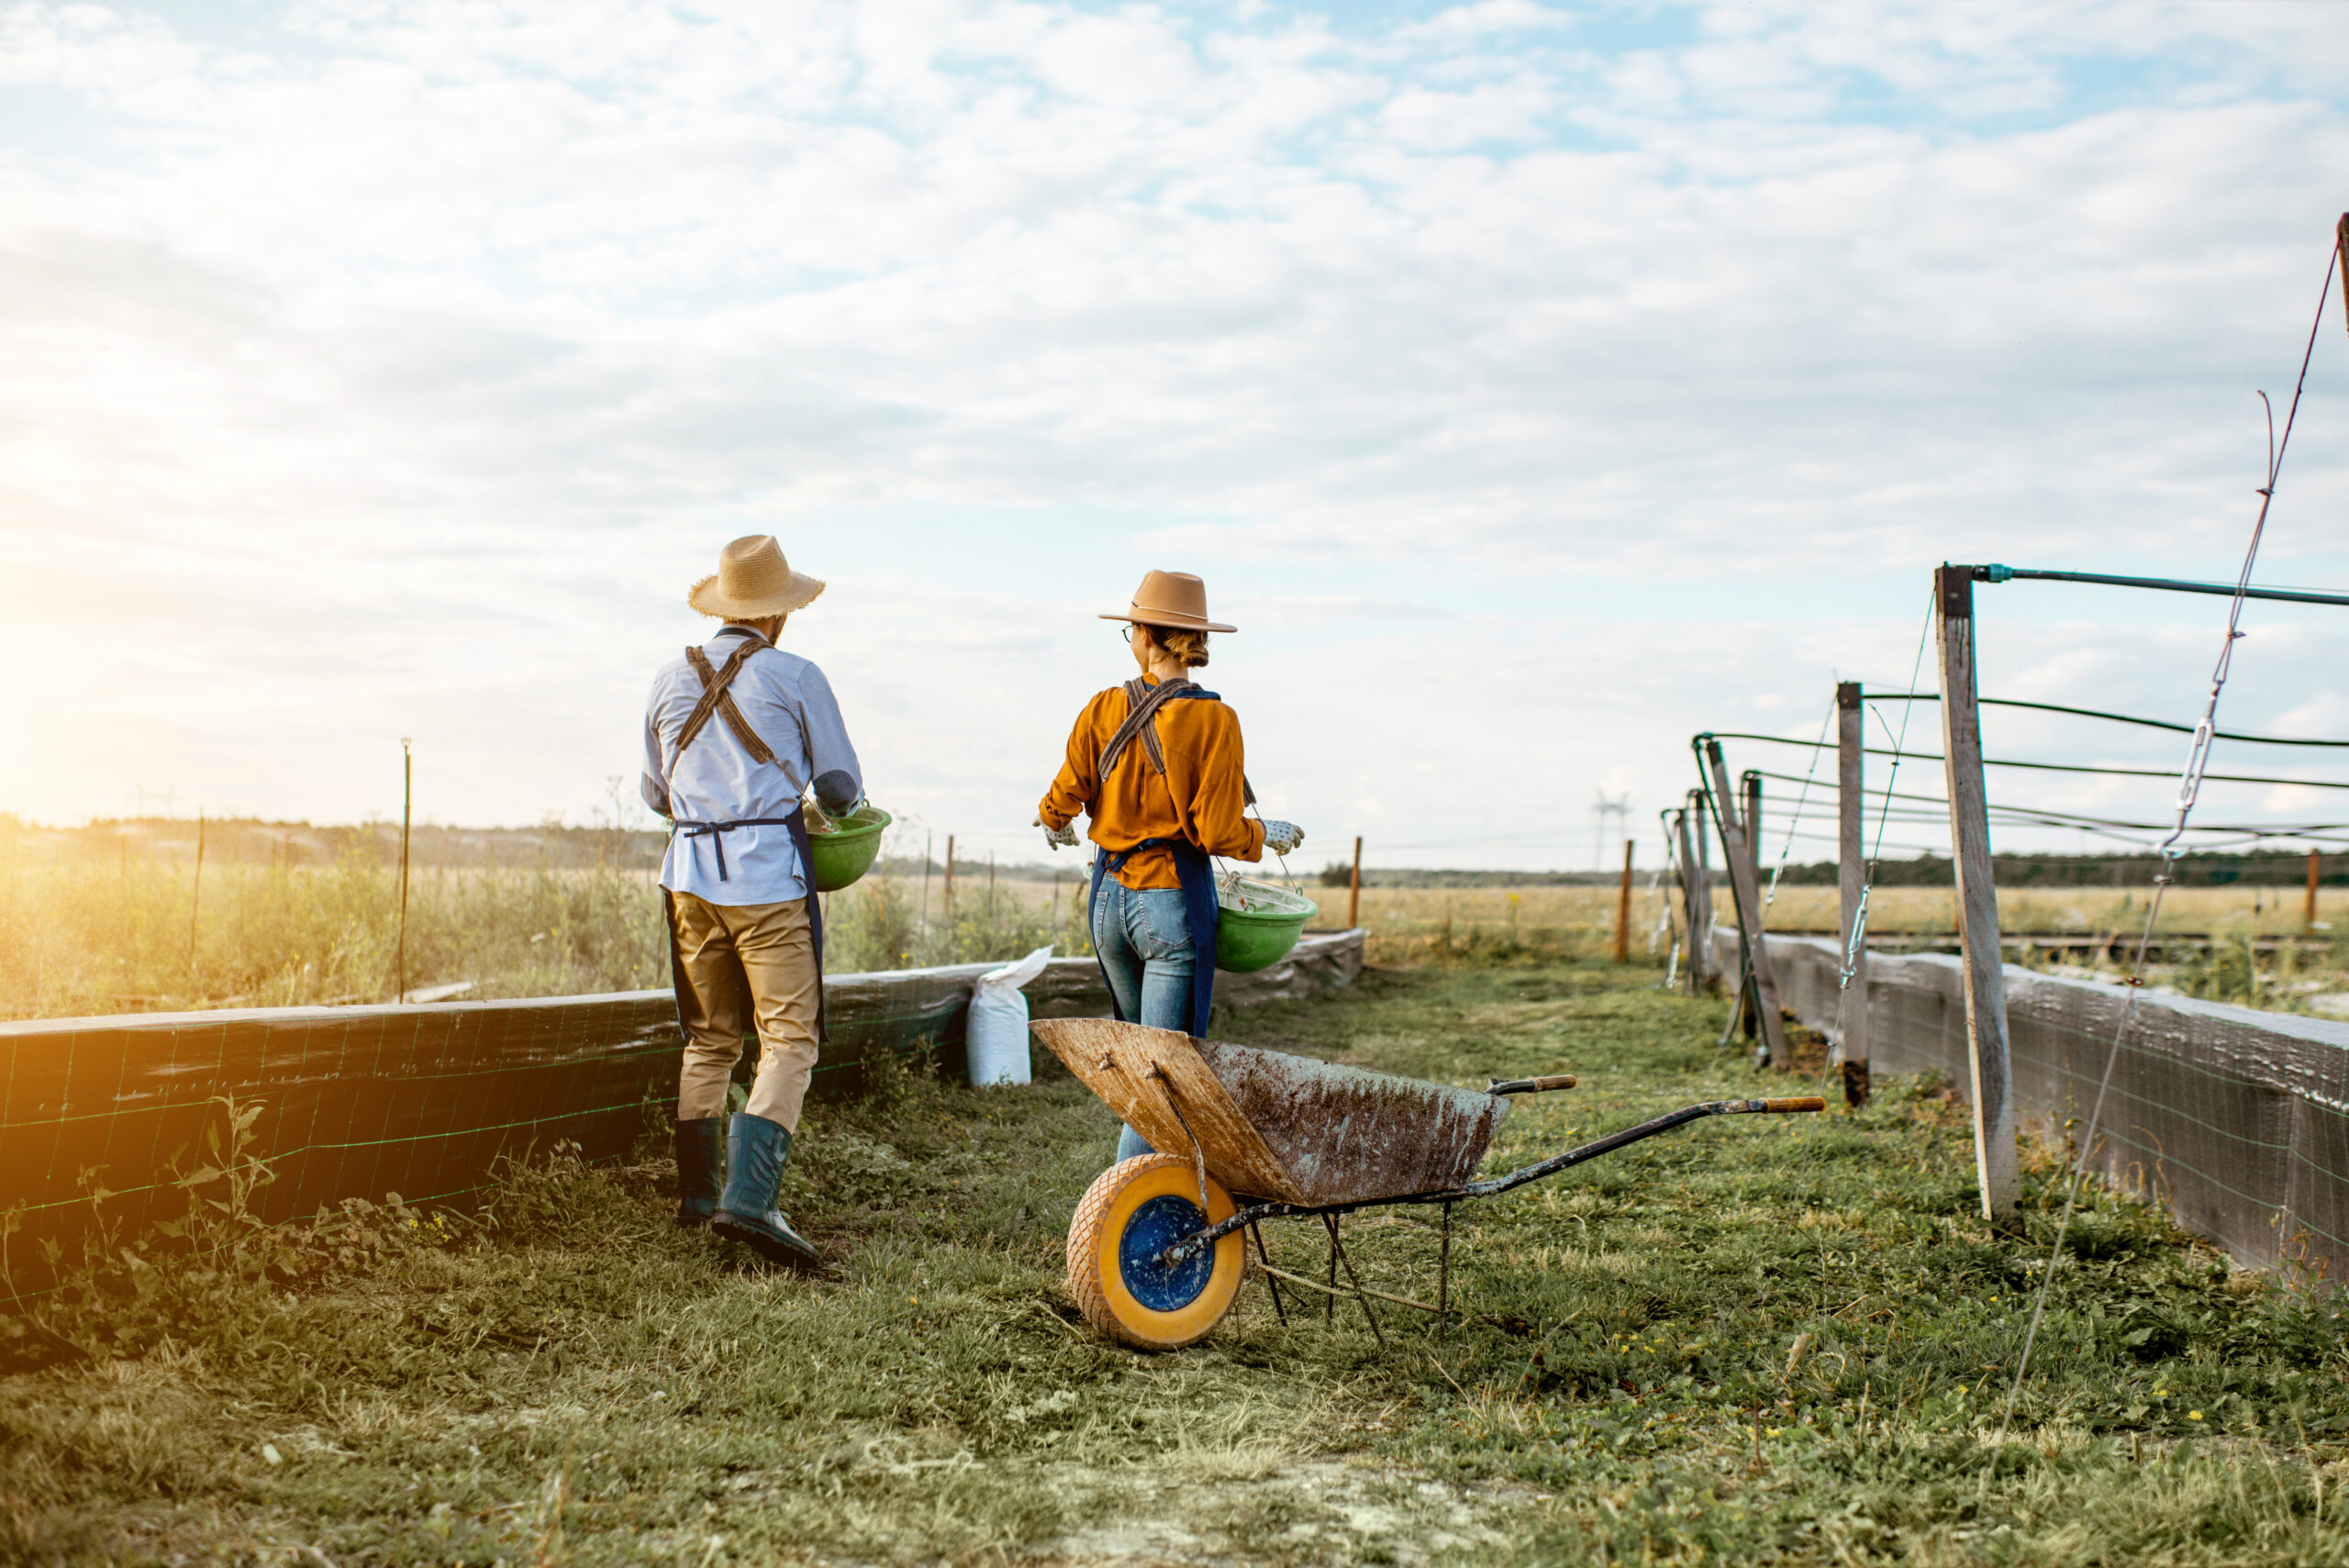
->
xmin=1030 ymin=1018 xmax=1823 ymax=1351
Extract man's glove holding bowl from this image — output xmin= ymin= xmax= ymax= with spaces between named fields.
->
xmin=1260 ymin=820 xmax=1305 ymax=856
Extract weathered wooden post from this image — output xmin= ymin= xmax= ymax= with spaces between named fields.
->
xmin=943 ymin=834 xmax=956 ymax=915
xmin=1837 ymin=681 xmax=1870 ymax=1107
xmin=1701 ymin=739 xmax=1789 ymax=1067
xmin=1349 ymin=836 xmax=1364 ymax=929
xmin=1935 ymin=564 xmax=2017 ymax=1219
xmin=2307 ymin=848 xmax=2321 ymax=936
xmin=1687 ymin=792 xmax=1724 ymax=993
xmin=1739 ymin=769 xmax=1765 ymax=1042
xmin=1614 ymin=839 xmax=1633 ymax=963
xmin=1673 ymin=806 xmax=1711 ymax=995
xmin=1741 ymin=770 xmax=1764 ymax=893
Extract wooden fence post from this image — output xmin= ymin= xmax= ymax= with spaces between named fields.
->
xmin=2307 ymin=849 xmax=2322 ymax=936
xmin=1738 ymin=769 xmax=1765 ymax=1043
xmin=1673 ymin=806 xmax=1710 ymax=995
xmin=943 ymin=834 xmax=955 ymax=916
xmin=1349 ymin=836 xmax=1364 ymax=930
xmin=1615 ymin=839 xmax=1633 ymax=963
xmin=1837 ymin=681 xmax=1870 ymax=1107
xmin=1935 ymin=564 xmax=2017 ymax=1219
xmin=1701 ymin=739 xmax=1789 ymax=1067
xmin=1741 ymin=770 xmax=1764 ymax=893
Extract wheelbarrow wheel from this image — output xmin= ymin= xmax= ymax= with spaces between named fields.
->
xmin=1065 ymin=1154 xmax=1244 ymax=1351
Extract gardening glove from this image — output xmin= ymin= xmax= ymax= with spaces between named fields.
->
xmin=1260 ymin=820 xmax=1304 ymax=856
xmin=1038 ymin=817 xmax=1080 ymax=851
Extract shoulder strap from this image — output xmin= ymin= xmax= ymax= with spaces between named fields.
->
xmin=676 ymin=641 xmax=779 ymax=765
xmin=1097 ymin=677 xmax=1198 ymax=778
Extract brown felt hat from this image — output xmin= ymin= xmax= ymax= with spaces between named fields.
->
xmin=687 ymin=535 xmax=827 ymax=619
xmin=1099 ymin=570 xmax=1235 ymax=633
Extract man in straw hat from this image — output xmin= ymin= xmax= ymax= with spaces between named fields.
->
xmin=640 ymin=534 xmax=863 ymax=1266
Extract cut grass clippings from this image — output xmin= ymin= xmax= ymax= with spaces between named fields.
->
xmin=6 ymin=958 xmax=2348 ymax=1564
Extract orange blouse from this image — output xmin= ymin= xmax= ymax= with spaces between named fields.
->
xmin=1038 ymin=677 xmax=1266 ymax=890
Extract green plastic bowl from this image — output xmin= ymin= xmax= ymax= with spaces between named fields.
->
xmin=807 ymin=806 xmax=891 ymax=893
xmin=1214 ymin=877 xmax=1316 ymax=973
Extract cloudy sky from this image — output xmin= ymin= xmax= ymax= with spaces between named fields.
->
xmin=4 ymin=0 xmax=2347 ymax=872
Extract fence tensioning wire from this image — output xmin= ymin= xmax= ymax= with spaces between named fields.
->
xmin=1996 ymin=224 xmax=2347 ymax=1450
xmin=1709 ymin=730 xmax=2349 ymax=793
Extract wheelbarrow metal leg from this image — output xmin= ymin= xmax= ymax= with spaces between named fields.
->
xmin=1321 ymin=1213 xmax=1386 ymax=1350
xmin=1438 ymin=1201 xmax=1453 ymax=1344
xmin=1323 ymin=1214 xmax=1338 ymax=1323
xmin=1249 ymin=1219 xmax=1287 ymax=1326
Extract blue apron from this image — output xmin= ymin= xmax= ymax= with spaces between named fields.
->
xmin=1084 ymin=679 xmax=1231 ymax=1039
xmin=1089 ymin=836 xmax=1219 ymax=1039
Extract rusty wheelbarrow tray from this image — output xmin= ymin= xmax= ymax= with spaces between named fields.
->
xmin=1032 ymin=1018 xmax=1823 ymax=1350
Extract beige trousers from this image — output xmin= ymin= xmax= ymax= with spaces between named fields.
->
xmin=671 ymin=891 xmax=820 ymax=1131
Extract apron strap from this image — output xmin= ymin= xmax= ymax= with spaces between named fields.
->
xmin=1096 ymin=679 xmax=1258 ymax=806
xmin=677 ymin=639 xmax=778 ymax=764
xmin=1097 ymin=677 xmax=1196 ymax=778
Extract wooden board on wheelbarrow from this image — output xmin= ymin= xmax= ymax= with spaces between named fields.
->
xmin=1029 ymin=1018 xmax=1511 ymax=1207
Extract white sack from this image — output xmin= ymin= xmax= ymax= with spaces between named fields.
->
xmin=968 ymin=945 xmax=1052 ymax=1085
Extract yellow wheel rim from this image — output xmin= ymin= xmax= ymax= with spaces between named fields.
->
xmin=1066 ymin=1154 xmax=1244 ymax=1351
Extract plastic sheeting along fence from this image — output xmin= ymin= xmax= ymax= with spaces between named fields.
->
xmin=1723 ymin=929 xmax=2349 ymax=1281
xmin=0 ymin=930 xmax=1365 ymax=1294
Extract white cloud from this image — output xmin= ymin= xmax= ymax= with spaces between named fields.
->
xmin=2 ymin=0 xmax=2347 ymax=865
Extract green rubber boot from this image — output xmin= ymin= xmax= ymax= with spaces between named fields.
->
xmin=711 ymin=1113 xmax=818 ymax=1267
xmin=674 ymin=1118 xmax=722 ymax=1229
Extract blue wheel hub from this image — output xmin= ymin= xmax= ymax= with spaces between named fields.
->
xmin=1118 ymin=1194 xmax=1213 ymax=1311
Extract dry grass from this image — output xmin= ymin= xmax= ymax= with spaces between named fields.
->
xmin=6 ymin=960 xmax=2347 ymax=1564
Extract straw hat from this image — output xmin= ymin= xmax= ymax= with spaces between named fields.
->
xmin=1099 ymin=570 xmax=1235 ymax=633
xmin=688 ymin=535 xmax=826 ymax=619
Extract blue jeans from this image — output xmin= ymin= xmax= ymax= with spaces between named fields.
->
xmin=1091 ymin=875 xmax=1195 ymax=1162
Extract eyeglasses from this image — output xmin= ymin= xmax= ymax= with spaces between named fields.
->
xmin=1112 ymin=622 xmax=1136 ymax=643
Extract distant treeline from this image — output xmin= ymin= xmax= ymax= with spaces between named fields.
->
xmin=1765 ymin=848 xmax=2348 ymax=888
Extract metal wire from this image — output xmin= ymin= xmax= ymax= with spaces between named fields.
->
xmin=1712 ymin=730 xmax=2349 ymax=793
xmin=1998 ymin=234 xmax=2344 ymax=1450
xmin=1839 ymin=597 xmax=1937 ymax=987
xmin=1765 ymin=696 xmax=1838 ymax=907
xmin=1864 ymin=693 xmax=2349 ymax=749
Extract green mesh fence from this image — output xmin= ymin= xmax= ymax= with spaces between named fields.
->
xmin=1746 ymin=931 xmax=2349 ymax=1280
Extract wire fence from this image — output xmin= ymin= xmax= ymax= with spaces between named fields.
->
xmin=1737 ymin=929 xmax=2349 ymax=1281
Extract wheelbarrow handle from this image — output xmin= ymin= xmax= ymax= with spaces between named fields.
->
xmin=1488 ymin=1073 xmax=1576 ymax=1095
xmin=1764 ymin=1096 xmax=1826 ymax=1113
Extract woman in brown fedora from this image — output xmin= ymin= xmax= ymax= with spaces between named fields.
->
xmin=1036 ymin=571 xmax=1305 ymax=1162
xmin=640 ymin=534 xmax=863 ymax=1266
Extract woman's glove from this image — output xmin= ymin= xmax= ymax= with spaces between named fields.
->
xmin=1039 ymin=817 xmax=1080 ymax=851
xmin=1260 ymin=820 xmax=1305 ymax=855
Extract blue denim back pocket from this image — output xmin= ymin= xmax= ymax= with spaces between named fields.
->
xmin=1133 ymin=888 xmax=1196 ymax=962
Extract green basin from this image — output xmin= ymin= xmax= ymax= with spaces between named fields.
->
xmin=1215 ymin=877 xmax=1316 ymax=973
xmin=807 ymin=806 xmax=891 ymax=893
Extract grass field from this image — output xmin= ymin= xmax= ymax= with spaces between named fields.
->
xmin=7 ymin=956 xmax=2346 ymax=1564
xmin=11 ymin=847 xmax=2349 ymax=1020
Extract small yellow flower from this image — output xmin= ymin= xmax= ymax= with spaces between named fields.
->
xmin=2188 ymin=1411 xmax=2204 ymax=1421
xmin=1765 ymin=1428 xmax=1781 ymax=1438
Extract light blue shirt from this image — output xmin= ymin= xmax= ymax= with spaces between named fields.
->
xmin=640 ymin=626 xmax=863 ymax=906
